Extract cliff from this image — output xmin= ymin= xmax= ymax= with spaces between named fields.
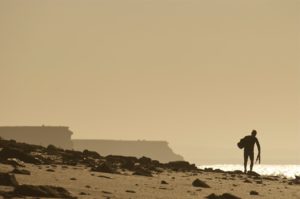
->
xmin=0 ymin=126 xmax=73 ymax=149
xmin=73 ymin=139 xmax=184 ymax=163
xmin=0 ymin=126 xmax=184 ymax=162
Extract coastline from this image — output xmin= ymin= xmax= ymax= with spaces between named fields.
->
xmin=1 ymin=139 xmax=300 ymax=198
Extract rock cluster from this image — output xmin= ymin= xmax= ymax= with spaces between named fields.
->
xmin=0 ymin=139 xmax=197 ymax=178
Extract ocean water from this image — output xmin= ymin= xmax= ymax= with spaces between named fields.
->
xmin=198 ymin=164 xmax=300 ymax=179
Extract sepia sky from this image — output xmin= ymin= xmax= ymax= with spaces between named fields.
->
xmin=0 ymin=0 xmax=299 ymax=164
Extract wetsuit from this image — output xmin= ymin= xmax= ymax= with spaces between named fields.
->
xmin=243 ymin=135 xmax=260 ymax=172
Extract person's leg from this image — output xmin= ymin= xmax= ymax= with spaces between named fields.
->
xmin=244 ymin=151 xmax=248 ymax=173
xmin=249 ymin=152 xmax=254 ymax=172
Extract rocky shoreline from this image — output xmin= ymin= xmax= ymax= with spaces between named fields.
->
xmin=0 ymin=139 xmax=299 ymax=198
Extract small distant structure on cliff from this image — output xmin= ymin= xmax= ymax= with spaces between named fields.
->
xmin=73 ymin=139 xmax=184 ymax=163
xmin=0 ymin=126 xmax=73 ymax=149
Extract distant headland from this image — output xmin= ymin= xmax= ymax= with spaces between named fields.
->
xmin=0 ymin=126 xmax=183 ymax=163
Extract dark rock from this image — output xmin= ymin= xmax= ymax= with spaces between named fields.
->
xmin=125 ymin=190 xmax=136 ymax=193
xmin=256 ymin=180 xmax=263 ymax=184
xmin=192 ymin=179 xmax=210 ymax=188
xmin=132 ymin=167 xmax=153 ymax=177
xmin=106 ymin=155 xmax=138 ymax=165
xmin=46 ymin=145 xmax=64 ymax=155
xmin=0 ymin=139 xmax=44 ymax=154
xmin=250 ymin=190 xmax=259 ymax=195
xmin=105 ymin=155 xmax=140 ymax=171
xmin=165 ymin=161 xmax=198 ymax=171
xmin=290 ymin=178 xmax=300 ymax=185
xmin=83 ymin=150 xmax=101 ymax=159
xmin=0 ymin=172 xmax=19 ymax=186
xmin=102 ymin=191 xmax=112 ymax=194
xmin=214 ymin=169 xmax=225 ymax=173
xmin=247 ymin=171 xmax=260 ymax=177
xmin=0 ymin=148 xmax=42 ymax=164
xmin=294 ymin=180 xmax=300 ymax=185
xmin=98 ymin=175 xmax=112 ymax=179
xmin=70 ymin=178 xmax=77 ymax=180
xmin=121 ymin=159 xmax=136 ymax=170
xmin=91 ymin=162 xmax=115 ymax=173
xmin=206 ymin=193 xmax=241 ymax=199
xmin=1 ymin=158 xmax=26 ymax=167
xmin=62 ymin=150 xmax=84 ymax=165
xmin=230 ymin=170 xmax=244 ymax=175
xmin=138 ymin=156 xmax=152 ymax=165
xmin=151 ymin=160 xmax=161 ymax=167
xmin=244 ymin=179 xmax=252 ymax=183
xmin=11 ymin=168 xmax=31 ymax=175
xmin=46 ymin=169 xmax=55 ymax=172
xmin=204 ymin=168 xmax=214 ymax=172
xmin=263 ymin=176 xmax=277 ymax=181
xmin=161 ymin=180 xmax=168 ymax=184
xmin=81 ymin=158 xmax=100 ymax=168
xmin=13 ymin=185 xmax=75 ymax=198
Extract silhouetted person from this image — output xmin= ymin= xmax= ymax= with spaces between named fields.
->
xmin=243 ymin=130 xmax=261 ymax=173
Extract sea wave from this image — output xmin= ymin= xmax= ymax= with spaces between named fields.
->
xmin=198 ymin=164 xmax=300 ymax=179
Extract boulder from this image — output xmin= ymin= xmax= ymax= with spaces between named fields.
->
xmin=121 ymin=159 xmax=136 ymax=170
xmin=106 ymin=155 xmax=138 ymax=165
xmin=213 ymin=169 xmax=225 ymax=173
xmin=250 ymin=190 xmax=259 ymax=195
xmin=192 ymin=179 xmax=210 ymax=188
xmin=1 ymin=158 xmax=26 ymax=168
xmin=46 ymin=145 xmax=64 ymax=155
xmin=138 ymin=156 xmax=152 ymax=165
xmin=244 ymin=179 xmax=252 ymax=183
xmin=206 ymin=193 xmax=241 ymax=199
xmin=165 ymin=161 xmax=197 ymax=171
xmin=0 ymin=148 xmax=42 ymax=164
xmin=204 ymin=168 xmax=214 ymax=172
xmin=13 ymin=185 xmax=75 ymax=198
xmin=230 ymin=170 xmax=244 ymax=175
xmin=247 ymin=171 xmax=260 ymax=177
xmin=132 ymin=167 xmax=153 ymax=177
xmin=0 ymin=172 xmax=19 ymax=186
xmin=0 ymin=139 xmax=44 ymax=154
xmin=83 ymin=150 xmax=101 ymax=159
xmin=91 ymin=162 xmax=115 ymax=173
xmin=11 ymin=168 xmax=31 ymax=175
xmin=63 ymin=150 xmax=84 ymax=164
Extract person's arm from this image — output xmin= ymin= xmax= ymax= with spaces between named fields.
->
xmin=256 ymin=138 xmax=261 ymax=163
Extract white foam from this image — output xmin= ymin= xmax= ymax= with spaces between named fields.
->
xmin=198 ymin=164 xmax=300 ymax=179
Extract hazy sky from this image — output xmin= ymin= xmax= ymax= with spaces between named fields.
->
xmin=1 ymin=0 xmax=299 ymax=164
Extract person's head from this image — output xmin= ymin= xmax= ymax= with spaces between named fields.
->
xmin=251 ymin=130 xmax=257 ymax=137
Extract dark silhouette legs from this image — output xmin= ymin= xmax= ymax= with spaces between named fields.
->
xmin=244 ymin=151 xmax=248 ymax=173
xmin=249 ymin=152 xmax=254 ymax=172
xmin=244 ymin=151 xmax=254 ymax=173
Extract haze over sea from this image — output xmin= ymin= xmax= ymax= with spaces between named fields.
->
xmin=198 ymin=164 xmax=300 ymax=179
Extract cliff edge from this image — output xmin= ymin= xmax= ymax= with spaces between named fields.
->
xmin=73 ymin=139 xmax=184 ymax=163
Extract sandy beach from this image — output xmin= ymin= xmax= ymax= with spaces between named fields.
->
xmin=0 ymin=139 xmax=300 ymax=199
xmin=1 ymin=163 xmax=300 ymax=199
